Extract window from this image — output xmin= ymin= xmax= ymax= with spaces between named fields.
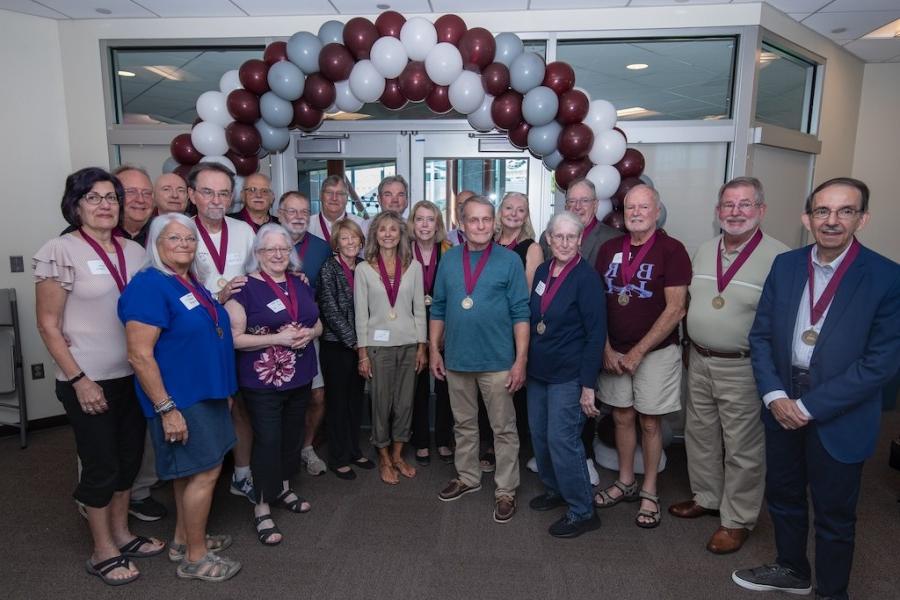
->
xmin=755 ymin=43 xmax=817 ymax=132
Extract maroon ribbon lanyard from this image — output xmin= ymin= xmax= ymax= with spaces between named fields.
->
xmin=583 ymin=216 xmax=599 ymax=239
xmin=79 ymin=228 xmax=128 ymax=293
xmin=504 ymin=238 xmax=518 ymax=251
xmin=338 ymin=255 xmax=355 ymax=291
xmin=260 ymin=272 xmax=299 ymax=322
xmin=540 ymin=256 xmax=580 ymax=316
xmin=174 ymin=273 xmax=220 ymax=329
xmin=414 ymin=242 xmax=437 ymax=294
xmin=620 ymin=232 xmax=656 ymax=289
xmin=295 ymin=234 xmax=310 ymax=262
xmin=239 ymin=207 xmax=262 ymax=233
xmin=807 ymin=238 xmax=860 ymax=327
xmin=462 ymin=242 xmax=493 ymax=296
xmin=194 ymin=216 xmax=229 ymax=275
xmin=319 ymin=213 xmax=332 ymax=243
xmin=716 ymin=228 xmax=763 ymax=294
xmin=377 ymin=254 xmax=402 ymax=309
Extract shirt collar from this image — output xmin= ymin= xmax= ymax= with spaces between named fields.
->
xmin=720 ymin=228 xmax=760 ymax=255
xmin=811 ymin=237 xmax=855 ymax=271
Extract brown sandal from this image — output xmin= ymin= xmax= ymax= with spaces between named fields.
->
xmin=594 ymin=479 xmax=639 ymax=509
xmin=392 ymin=458 xmax=417 ymax=479
xmin=635 ymin=490 xmax=661 ymax=529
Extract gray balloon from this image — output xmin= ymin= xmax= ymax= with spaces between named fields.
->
xmin=255 ymin=119 xmax=291 ymax=153
xmin=656 ymin=201 xmax=667 ymax=228
xmin=162 ymin=156 xmax=179 ymax=174
xmin=522 ymin=86 xmax=558 ymax=127
xmin=287 ymin=31 xmax=323 ymax=74
xmin=256 ymin=146 xmax=270 ymax=160
xmin=494 ymin=32 xmax=524 ymax=68
xmin=318 ymin=20 xmax=344 ymax=45
xmin=542 ymin=150 xmax=563 ymax=171
xmin=510 ymin=52 xmax=546 ymax=94
xmin=267 ymin=61 xmax=305 ymax=101
xmin=639 ymin=173 xmax=655 ymax=189
xmin=259 ymin=92 xmax=293 ymax=128
xmin=527 ymin=120 xmax=562 ymax=157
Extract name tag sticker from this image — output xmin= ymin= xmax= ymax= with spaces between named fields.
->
xmin=373 ymin=329 xmax=390 ymax=342
xmin=267 ymin=299 xmax=286 ymax=313
xmin=612 ymin=252 xmax=623 ymax=264
xmin=535 ymin=281 xmax=546 ymax=296
xmin=87 ymin=260 xmax=110 ymax=275
xmin=226 ymin=253 xmax=243 ymax=266
xmin=179 ymin=293 xmax=200 ymax=309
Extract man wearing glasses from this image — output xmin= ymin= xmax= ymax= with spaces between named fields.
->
xmin=228 ymin=173 xmax=279 ymax=233
xmin=538 ymin=177 xmax=618 ymax=267
xmin=63 ymin=166 xmax=155 ymax=245
xmin=309 ymin=174 xmax=369 ymax=244
xmin=733 ymin=178 xmax=900 ymax=599
xmin=671 ymin=177 xmax=787 ymax=555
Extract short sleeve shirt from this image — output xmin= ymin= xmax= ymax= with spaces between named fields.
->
xmin=595 ymin=230 xmax=692 ymax=353
xmin=194 ymin=216 xmax=256 ymax=293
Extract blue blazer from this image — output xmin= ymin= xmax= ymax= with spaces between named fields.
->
xmin=749 ymin=242 xmax=900 ymax=464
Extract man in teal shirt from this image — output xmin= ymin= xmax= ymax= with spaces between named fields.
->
xmin=430 ymin=196 xmax=530 ymax=523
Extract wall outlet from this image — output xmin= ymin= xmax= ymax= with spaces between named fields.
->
xmin=30 ymin=364 xmax=44 ymax=379
xmin=10 ymin=256 xmax=24 ymax=273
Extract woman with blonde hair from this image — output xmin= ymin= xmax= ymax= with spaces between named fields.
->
xmin=494 ymin=192 xmax=543 ymax=289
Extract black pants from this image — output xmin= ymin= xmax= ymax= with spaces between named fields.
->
xmin=56 ymin=375 xmax=145 ymax=508
xmin=320 ymin=340 xmax=365 ymax=468
xmin=410 ymin=366 xmax=453 ymax=450
xmin=243 ymin=385 xmax=310 ymax=502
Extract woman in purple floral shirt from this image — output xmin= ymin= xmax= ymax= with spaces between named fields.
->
xmin=224 ymin=224 xmax=322 ymax=545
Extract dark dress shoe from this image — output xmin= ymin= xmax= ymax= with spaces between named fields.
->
xmin=333 ymin=467 xmax=357 ymax=480
xmin=706 ymin=526 xmax=749 ymax=554
xmin=415 ymin=452 xmax=431 ymax=466
xmin=668 ymin=500 xmax=720 ymax=519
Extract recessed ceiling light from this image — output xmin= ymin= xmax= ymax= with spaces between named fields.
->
xmin=376 ymin=3 xmax=390 ymax=9
xmin=863 ymin=18 xmax=900 ymax=39
xmin=95 ymin=8 xmax=112 ymax=15
xmin=626 ymin=63 xmax=649 ymax=70
xmin=674 ymin=0 xmax=690 ymax=3
xmin=117 ymin=70 xmax=135 ymax=77
xmin=831 ymin=27 xmax=847 ymax=34
xmin=145 ymin=65 xmax=186 ymax=81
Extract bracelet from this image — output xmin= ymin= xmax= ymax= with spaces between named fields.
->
xmin=68 ymin=371 xmax=86 ymax=385
xmin=153 ymin=397 xmax=177 ymax=414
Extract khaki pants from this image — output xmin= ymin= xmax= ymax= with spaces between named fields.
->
xmin=369 ymin=344 xmax=417 ymax=448
xmin=685 ymin=347 xmax=765 ymax=529
xmin=446 ymin=370 xmax=519 ymax=497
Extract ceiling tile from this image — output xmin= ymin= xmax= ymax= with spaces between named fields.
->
xmin=821 ymin=0 xmax=900 ymax=12
xmin=628 ymin=0 xmax=727 ymax=6
xmin=36 ymin=0 xmax=155 ymax=18
xmin=137 ymin=0 xmax=245 ymax=18
xmin=843 ymin=38 xmax=900 ymax=62
xmin=788 ymin=13 xmax=812 ymax=20
xmin=731 ymin=0 xmax=832 ymax=13
xmin=231 ymin=0 xmax=336 ymax=16
xmin=331 ymin=0 xmax=432 ymax=14
xmin=430 ymin=0 xmax=527 ymax=13
xmin=800 ymin=10 xmax=900 ymax=41
xmin=0 ymin=0 xmax=70 ymax=18
xmin=530 ymin=0 xmax=628 ymax=7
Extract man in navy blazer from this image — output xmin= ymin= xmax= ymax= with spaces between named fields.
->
xmin=732 ymin=178 xmax=900 ymax=600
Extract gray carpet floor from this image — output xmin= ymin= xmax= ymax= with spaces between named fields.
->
xmin=2 ymin=410 xmax=899 ymax=600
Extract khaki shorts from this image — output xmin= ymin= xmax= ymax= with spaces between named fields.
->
xmin=598 ymin=343 xmax=682 ymax=415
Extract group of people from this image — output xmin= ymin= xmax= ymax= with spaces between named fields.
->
xmin=34 ymin=161 xmax=899 ymax=600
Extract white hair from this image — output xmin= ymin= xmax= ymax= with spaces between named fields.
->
xmin=143 ymin=213 xmax=207 ymax=281
xmin=244 ymin=223 xmax=302 ymax=274
xmin=547 ymin=210 xmax=585 ymax=236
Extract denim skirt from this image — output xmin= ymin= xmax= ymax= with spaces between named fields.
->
xmin=148 ymin=398 xmax=236 ymax=480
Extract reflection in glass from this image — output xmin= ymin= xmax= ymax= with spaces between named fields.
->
xmin=425 ymin=158 xmax=528 ymax=228
xmin=755 ymin=43 xmax=816 ymax=132
xmin=297 ymin=159 xmax=396 ymax=218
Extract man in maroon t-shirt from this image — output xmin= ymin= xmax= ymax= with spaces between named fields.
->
xmin=593 ymin=184 xmax=691 ymax=529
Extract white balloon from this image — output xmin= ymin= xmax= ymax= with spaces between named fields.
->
xmin=370 ymin=36 xmax=408 ymax=79
xmin=400 ymin=17 xmax=437 ymax=62
xmin=348 ymin=60 xmax=385 ymax=103
xmin=585 ymin=100 xmax=618 ymax=134
xmin=219 ymin=70 xmax=242 ymax=95
xmin=448 ymin=70 xmax=485 ymax=115
xmin=196 ymin=91 xmax=233 ymax=128
xmin=191 ymin=121 xmax=228 ymax=156
xmin=589 ymin=129 xmax=627 ymax=166
xmin=334 ymin=79 xmax=364 ymax=113
xmin=425 ymin=42 xmax=463 ymax=86
xmin=586 ymin=164 xmax=621 ymax=200
xmin=467 ymin=94 xmax=495 ymax=132
xmin=200 ymin=155 xmax=236 ymax=176
xmin=596 ymin=198 xmax=613 ymax=221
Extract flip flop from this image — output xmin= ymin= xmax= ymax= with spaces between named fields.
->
xmin=85 ymin=555 xmax=139 ymax=586
xmin=119 ymin=535 xmax=165 ymax=558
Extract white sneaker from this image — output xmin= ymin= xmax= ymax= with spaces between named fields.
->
xmin=586 ymin=459 xmax=600 ymax=486
xmin=301 ymin=447 xmax=327 ymax=476
xmin=526 ymin=456 xmax=538 ymax=473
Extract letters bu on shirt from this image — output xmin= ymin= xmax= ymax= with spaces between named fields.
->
xmin=604 ymin=256 xmax=655 ymax=299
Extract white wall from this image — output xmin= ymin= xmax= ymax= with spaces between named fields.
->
xmin=0 ymin=10 xmax=71 ymax=421
xmin=852 ymin=63 xmax=900 ymax=263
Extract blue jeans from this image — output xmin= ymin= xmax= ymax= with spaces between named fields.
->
xmin=527 ymin=378 xmax=593 ymax=520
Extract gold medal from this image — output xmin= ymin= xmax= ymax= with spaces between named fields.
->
xmin=388 ymin=311 xmax=397 ymax=320
xmin=536 ymin=321 xmax=546 ymax=335
xmin=461 ymin=296 xmax=474 ymax=310
xmin=217 ymin=277 xmax=228 ymax=291
xmin=712 ymin=295 xmax=725 ymax=309
xmin=216 ymin=326 xmax=224 ymax=339
xmin=618 ymin=293 xmax=630 ymax=306
xmin=801 ymin=329 xmax=818 ymax=346
xmin=424 ymin=295 xmax=432 ymax=306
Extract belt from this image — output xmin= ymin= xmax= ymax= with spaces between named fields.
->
xmin=691 ymin=342 xmax=750 ymax=360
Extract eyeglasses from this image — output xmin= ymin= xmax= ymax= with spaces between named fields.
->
xmin=243 ymin=186 xmax=273 ymax=197
xmin=564 ymin=197 xmax=594 ymax=208
xmin=195 ymin=188 xmax=232 ymax=200
xmin=162 ymin=235 xmax=198 ymax=245
xmin=549 ymin=233 xmax=580 ymax=244
xmin=83 ymin=192 xmax=119 ymax=205
xmin=259 ymin=246 xmax=292 ymax=256
xmin=159 ymin=185 xmax=187 ymax=196
xmin=719 ymin=201 xmax=759 ymax=212
xmin=124 ymin=188 xmax=154 ymax=200
xmin=280 ymin=208 xmax=310 ymax=218
xmin=322 ymin=190 xmax=348 ymax=199
xmin=809 ymin=207 xmax=862 ymax=221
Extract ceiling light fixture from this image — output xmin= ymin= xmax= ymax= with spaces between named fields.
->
xmin=626 ymin=63 xmax=648 ymax=70
xmin=117 ymin=70 xmax=135 ymax=77
xmin=862 ymin=18 xmax=900 ymax=39
xmin=616 ymin=107 xmax=658 ymax=118
xmin=831 ymin=27 xmax=847 ymax=35
xmin=376 ymin=4 xmax=390 ymax=9
xmin=95 ymin=8 xmax=112 ymax=15
xmin=144 ymin=65 xmax=186 ymax=81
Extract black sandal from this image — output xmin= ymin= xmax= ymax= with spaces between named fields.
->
xmin=273 ymin=488 xmax=311 ymax=513
xmin=85 ymin=555 xmax=139 ymax=586
xmin=118 ymin=535 xmax=164 ymax=559
xmin=254 ymin=514 xmax=282 ymax=546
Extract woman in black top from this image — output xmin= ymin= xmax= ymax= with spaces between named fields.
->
xmin=494 ymin=191 xmax=543 ymax=289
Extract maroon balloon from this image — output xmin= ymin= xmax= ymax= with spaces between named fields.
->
xmin=481 ymin=62 xmax=510 ymax=96
xmin=508 ymin=121 xmax=531 ymax=149
xmin=556 ymin=89 xmax=590 ymax=125
xmin=375 ymin=10 xmax=406 ymax=38
xmin=554 ymin=157 xmax=593 ymax=190
xmin=292 ymin=98 xmax=324 ymax=131
xmin=380 ymin=79 xmax=408 ymax=110
xmin=399 ymin=61 xmax=433 ymax=102
xmin=612 ymin=176 xmax=644 ymax=206
xmin=239 ymin=59 xmax=270 ymax=95
xmin=170 ymin=133 xmax=202 ymax=166
xmin=343 ymin=17 xmax=379 ymax=60
xmin=227 ymin=89 xmax=261 ymax=124
xmin=426 ymin=85 xmax=452 ymax=114
xmin=614 ymin=148 xmax=645 ymax=179
xmin=263 ymin=41 xmax=288 ymax=65
xmin=174 ymin=163 xmax=192 ymax=182
xmin=613 ymin=126 xmax=627 ymax=143
xmin=434 ymin=14 xmax=467 ymax=45
xmin=602 ymin=209 xmax=626 ymax=232
xmin=302 ymin=73 xmax=336 ymax=111
xmin=319 ymin=43 xmax=355 ymax=82
xmin=491 ymin=90 xmax=523 ymax=131
xmin=458 ymin=28 xmax=496 ymax=71
xmin=542 ymin=61 xmax=575 ymax=95
xmin=225 ymin=122 xmax=262 ymax=157
xmin=226 ymin=151 xmax=260 ymax=177
xmin=557 ymin=123 xmax=594 ymax=160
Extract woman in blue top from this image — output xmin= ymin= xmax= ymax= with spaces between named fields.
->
xmin=526 ymin=211 xmax=606 ymax=539
xmin=119 ymin=212 xmax=240 ymax=582
xmin=224 ymin=224 xmax=322 ymax=545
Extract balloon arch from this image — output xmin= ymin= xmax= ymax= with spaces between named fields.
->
xmin=166 ymin=11 xmax=651 ymax=230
